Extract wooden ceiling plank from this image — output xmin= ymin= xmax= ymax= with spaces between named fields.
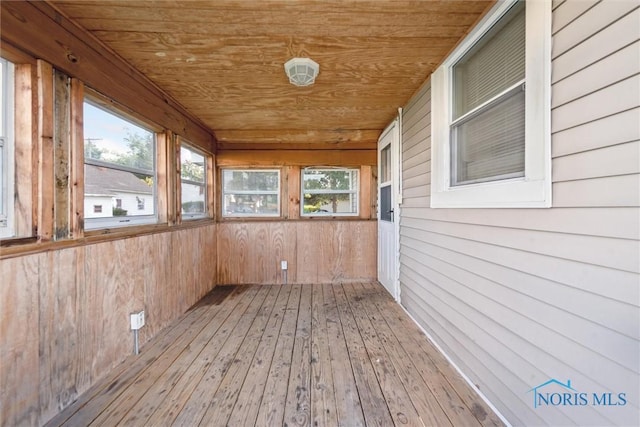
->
xmin=1 ymin=1 xmax=215 ymax=149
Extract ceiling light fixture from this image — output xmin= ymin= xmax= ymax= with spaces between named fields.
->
xmin=284 ymin=57 xmax=319 ymax=87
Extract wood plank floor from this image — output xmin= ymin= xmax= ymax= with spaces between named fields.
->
xmin=46 ymin=282 xmax=504 ymax=427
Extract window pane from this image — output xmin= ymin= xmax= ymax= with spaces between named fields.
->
xmin=84 ymin=102 xmax=154 ymax=173
xmin=223 ymin=170 xmax=279 ymax=192
xmin=453 ymin=1 xmax=525 ymax=119
xmin=181 ymin=146 xmax=205 ymax=183
xmin=452 ymin=87 xmax=525 ymax=185
xmin=380 ymin=145 xmax=391 ymax=183
xmin=181 ymin=145 xmax=207 ymax=218
xmin=302 ymin=168 xmax=359 ymax=215
xmin=84 ymin=164 xmax=154 ymax=219
xmin=223 ymin=193 xmax=279 ymax=215
xmin=83 ymin=98 xmax=156 ymax=229
xmin=222 ymin=169 xmax=280 ymax=217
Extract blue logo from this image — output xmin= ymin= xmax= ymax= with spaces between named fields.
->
xmin=528 ymin=379 xmax=627 ymax=409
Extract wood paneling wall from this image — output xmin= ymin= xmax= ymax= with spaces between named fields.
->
xmin=0 ymin=224 xmax=216 ymax=426
xmin=217 ymin=221 xmax=376 ymax=285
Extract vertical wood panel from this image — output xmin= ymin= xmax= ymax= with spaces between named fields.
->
xmin=14 ymin=64 xmax=35 ymax=237
xmin=0 ymin=223 xmax=218 ymax=426
xmin=217 ymin=220 xmax=376 ymax=285
xmin=53 ymin=70 xmax=70 ymax=240
xmin=0 ymin=255 xmax=40 ymax=426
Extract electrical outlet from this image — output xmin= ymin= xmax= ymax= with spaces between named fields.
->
xmin=281 ymin=260 xmax=288 ymax=270
xmin=130 ymin=311 xmax=145 ymax=330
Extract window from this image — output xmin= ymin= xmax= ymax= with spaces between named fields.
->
xmin=180 ymin=143 xmax=207 ymax=219
xmin=83 ymin=98 xmax=157 ymax=229
xmin=222 ymin=169 xmax=280 ymax=217
xmin=431 ymin=0 xmax=551 ymax=208
xmin=301 ymin=168 xmax=359 ymax=216
xmin=0 ymin=58 xmax=14 ymax=238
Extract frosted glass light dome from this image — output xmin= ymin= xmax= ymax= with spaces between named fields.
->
xmin=284 ymin=58 xmax=319 ymax=87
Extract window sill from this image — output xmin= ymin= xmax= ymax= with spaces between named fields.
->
xmin=0 ymin=219 xmax=216 ymax=260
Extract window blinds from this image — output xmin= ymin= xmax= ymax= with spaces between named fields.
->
xmin=450 ymin=2 xmax=526 ymax=186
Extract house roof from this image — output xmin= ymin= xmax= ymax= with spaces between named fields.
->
xmin=85 ymin=164 xmax=153 ymax=196
xmin=47 ymin=0 xmax=493 ymax=148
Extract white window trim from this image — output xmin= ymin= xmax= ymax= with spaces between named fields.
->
xmin=83 ymin=98 xmax=159 ymax=230
xmin=0 ymin=58 xmax=15 ymax=239
xmin=180 ymin=143 xmax=208 ymax=220
xmin=222 ymin=169 xmax=281 ymax=218
xmin=301 ymin=167 xmax=359 ymax=217
xmin=430 ymin=0 xmax=551 ymax=208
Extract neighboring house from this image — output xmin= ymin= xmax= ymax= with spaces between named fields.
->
xmin=84 ymin=164 xmax=153 ymax=219
xmin=396 ymin=1 xmax=639 ymax=426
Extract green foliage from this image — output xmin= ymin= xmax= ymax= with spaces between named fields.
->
xmin=181 ymin=160 xmax=205 ymax=182
xmin=112 ymin=207 xmax=128 ymax=216
xmin=84 ymin=130 xmax=153 ymax=171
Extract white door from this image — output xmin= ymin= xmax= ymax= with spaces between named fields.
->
xmin=377 ymin=120 xmax=399 ymax=300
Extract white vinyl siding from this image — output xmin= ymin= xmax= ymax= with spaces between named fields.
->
xmin=398 ymin=1 xmax=640 ymax=426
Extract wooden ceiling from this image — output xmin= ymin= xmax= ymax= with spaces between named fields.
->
xmin=47 ymin=0 xmax=492 ymax=148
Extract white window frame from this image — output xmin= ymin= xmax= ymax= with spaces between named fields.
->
xmin=301 ymin=167 xmax=359 ymax=217
xmin=0 ymin=58 xmax=15 ymax=238
xmin=180 ymin=142 xmax=208 ymax=220
xmin=221 ymin=169 xmax=281 ymax=218
xmin=430 ymin=0 xmax=551 ymax=208
xmin=83 ymin=97 xmax=159 ymax=230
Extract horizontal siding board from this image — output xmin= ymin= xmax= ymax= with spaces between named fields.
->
xmin=402 ymin=131 xmax=430 ymax=154
xmin=552 ymin=0 xmax=599 ymax=34
xmin=553 ymin=141 xmax=640 ymax=182
xmin=553 ymin=174 xmax=640 ymax=207
xmin=399 ymin=196 xmax=429 ymax=209
xmin=552 ymin=41 xmax=640 ymax=107
xmin=401 ymin=217 xmax=639 ymax=273
xmin=399 ymin=224 xmax=639 ymax=305
xmin=402 ymin=171 xmax=430 ymax=189
xmin=401 ymin=242 xmax=639 ymax=356
xmin=403 ymin=137 xmax=429 ymax=159
xmin=552 ymin=0 xmax=638 ymax=58
xmin=402 ymin=104 xmax=429 ymax=138
xmin=551 ymin=76 xmax=639 ymax=133
xmin=400 ymin=253 xmax=639 ymax=409
xmin=552 ymin=108 xmax=640 ymax=157
xmin=402 ymin=148 xmax=429 ymax=171
xmin=552 ymin=8 xmax=639 ymax=82
xmin=402 ymin=185 xmax=430 ymax=203
xmin=400 ymin=206 xmax=640 ymax=240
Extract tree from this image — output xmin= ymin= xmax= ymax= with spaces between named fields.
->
xmin=117 ymin=130 xmax=153 ymax=171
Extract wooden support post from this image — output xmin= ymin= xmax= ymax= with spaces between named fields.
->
xmin=53 ymin=69 xmax=71 ymax=240
xmin=37 ymin=60 xmax=54 ymax=242
xmin=70 ymin=78 xmax=84 ymax=238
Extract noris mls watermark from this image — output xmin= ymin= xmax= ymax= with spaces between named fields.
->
xmin=528 ymin=379 xmax=627 ymax=409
